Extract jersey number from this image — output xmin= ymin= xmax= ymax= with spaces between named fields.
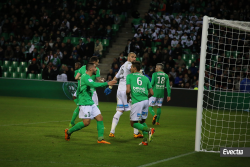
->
xmin=137 ymin=77 xmax=142 ymax=86
xmin=157 ymin=77 xmax=165 ymax=84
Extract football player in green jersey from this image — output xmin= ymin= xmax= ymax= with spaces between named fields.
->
xmin=126 ymin=61 xmax=155 ymax=145
xmin=148 ymin=63 xmax=171 ymax=125
xmin=69 ymin=56 xmax=104 ymax=127
xmin=65 ymin=63 xmax=116 ymax=144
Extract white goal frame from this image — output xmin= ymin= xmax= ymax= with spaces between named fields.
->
xmin=194 ymin=16 xmax=250 ymax=152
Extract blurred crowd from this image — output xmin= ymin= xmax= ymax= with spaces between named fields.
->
xmin=107 ymin=0 xmax=250 ymax=92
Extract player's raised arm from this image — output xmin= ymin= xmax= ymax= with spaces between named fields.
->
xmin=165 ymin=74 xmax=171 ymax=102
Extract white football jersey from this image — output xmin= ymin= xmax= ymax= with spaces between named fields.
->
xmin=115 ymin=61 xmax=132 ymax=91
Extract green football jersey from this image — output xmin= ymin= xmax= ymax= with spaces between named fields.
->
xmin=126 ymin=72 xmax=152 ymax=104
xmin=76 ymin=65 xmax=100 ymax=95
xmin=151 ymin=71 xmax=171 ymax=98
xmin=78 ymin=74 xmax=108 ymax=106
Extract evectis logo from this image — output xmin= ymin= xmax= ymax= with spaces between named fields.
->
xmin=223 ymin=149 xmax=243 ymax=155
xmin=220 ymin=147 xmax=250 ymax=157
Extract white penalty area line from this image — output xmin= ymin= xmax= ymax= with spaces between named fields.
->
xmin=0 ymin=159 xmax=121 ymax=167
xmin=137 ymin=151 xmax=196 ymax=167
xmin=0 ymin=120 xmax=70 ymax=126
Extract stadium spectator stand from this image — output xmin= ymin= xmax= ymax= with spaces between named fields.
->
xmin=0 ymin=0 xmax=135 ymax=80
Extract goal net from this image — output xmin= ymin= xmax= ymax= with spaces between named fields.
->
xmin=195 ymin=16 xmax=250 ymax=152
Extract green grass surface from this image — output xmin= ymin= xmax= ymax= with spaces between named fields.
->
xmin=0 ymin=96 xmax=249 ymax=167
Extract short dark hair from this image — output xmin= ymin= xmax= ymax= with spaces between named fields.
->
xmin=156 ymin=63 xmax=164 ymax=70
xmin=132 ymin=61 xmax=141 ymax=71
xmin=86 ymin=63 xmax=95 ymax=70
xmin=89 ymin=56 xmax=99 ymax=63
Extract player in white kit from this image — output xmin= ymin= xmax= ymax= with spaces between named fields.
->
xmin=108 ymin=52 xmax=143 ymax=138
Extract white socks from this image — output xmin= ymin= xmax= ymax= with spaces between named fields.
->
xmin=134 ymin=128 xmax=139 ymax=135
xmin=110 ymin=111 xmax=123 ymax=134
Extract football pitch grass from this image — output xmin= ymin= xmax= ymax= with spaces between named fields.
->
xmin=0 ymin=96 xmax=249 ymax=167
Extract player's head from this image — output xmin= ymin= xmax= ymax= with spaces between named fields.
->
xmin=75 ymin=62 xmax=81 ymax=70
xmin=127 ymin=52 xmax=136 ymax=63
xmin=89 ymin=56 xmax=99 ymax=66
xmin=131 ymin=61 xmax=141 ymax=73
xmin=86 ymin=63 xmax=97 ymax=75
xmin=155 ymin=63 xmax=164 ymax=72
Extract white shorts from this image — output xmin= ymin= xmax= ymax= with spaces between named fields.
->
xmin=130 ymin=100 xmax=149 ymax=121
xmin=79 ymin=104 xmax=101 ymax=119
xmin=149 ymin=97 xmax=163 ymax=106
xmin=116 ymin=90 xmax=131 ymax=111
xmin=92 ymin=91 xmax=98 ymax=106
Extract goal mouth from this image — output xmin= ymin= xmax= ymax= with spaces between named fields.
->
xmin=195 ymin=16 xmax=250 ymax=152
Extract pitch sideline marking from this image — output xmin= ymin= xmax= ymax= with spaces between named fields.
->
xmin=0 ymin=120 xmax=70 ymax=126
xmin=0 ymin=159 xmax=121 ymax=167
xmin=137 ymin=151 xmax=196 ymax=167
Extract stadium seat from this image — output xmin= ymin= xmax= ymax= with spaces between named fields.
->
xmin=182 ymin=54 xmax=189 ymax=61
xmin=152 ymin=47 xmax=157 ymax=53
xmin=12 ymin=61 xmax=19 ymax=68
xmin=102 ymin=39 xmax=109 ymax=47
xmin=24 ymin=67 xmax=28 ymax=72
xmin=20 ymin=73 xmax=26 ymax=79
xmin=20 ymin=62 xmax=27 ymax=68
xmin=36 ymin=74 xmax=42 ymax=80
xmin=27 ymin=73 xmax=35 ymax=79
xmin=112 ymin=24 xmax=119 ymax=32
xmin=63 ymin=37 xmax=71 ymax=43
xmin=2 ymin=72 xmax=10 ymax=78
xmin=186 ymin=60 xmax=192 ymax=66
xmin=16 ymin=66 xmax=22 ymax=73
xmin=151 ymin=42 xmax=155 ymax=47
xmin=131 ymin=18 xmax=142 ymax=26
xmin=225 ymin=51 xmax=231 ymax=57
xmin=10 ymin=72 xmax=20 ymax=78
xmin=3 ymin=60 xmax=10 ymax=67
xmin=8 ymin=66 xmax=15 ymax=73
xmin=71 ymin=37 xmax=81 ymax=46
xmin=154 ymin=42 xmax=162 ymax=47
xmin=190 ymin=54 xmax=196 ymax=61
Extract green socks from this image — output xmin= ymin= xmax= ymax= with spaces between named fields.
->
xmin=156 ymin=108 xmax=161 ymax=123
xmin=68 ymin=121 xmax=85 ymax=134
xmin=133 ymin=123 xmax=150 ymax=132
xmin=97 ymin=121 xmax=104 ymax=141
xmin=142 ymin=123 xmax=149 ymax=142
xmin=70 ymin=106 xmax=79 ymax=125
xmin=149 ymin=106 xmax=155 ymax=116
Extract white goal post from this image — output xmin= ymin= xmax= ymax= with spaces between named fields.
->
xmin=195 ymin=16 xmax=250 ymax=152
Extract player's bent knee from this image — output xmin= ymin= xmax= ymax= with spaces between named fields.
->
xmin=82 ymin=120 xmax=90 ymax=127
xmin=95 ymin=114 xmax=103 ymax=121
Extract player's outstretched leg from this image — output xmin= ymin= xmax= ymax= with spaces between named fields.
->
xmin=69 ymin=106 xmax=79 ymax=127
xmin=132 ymin=122 xmax=150 ymax=145
xmin=156 ymin=107 xmax=161 ymax=125
xmin=65 ymin=121 xmax=85 ymax=141
xmin=109 ymin=111 xmax=123 ymax=137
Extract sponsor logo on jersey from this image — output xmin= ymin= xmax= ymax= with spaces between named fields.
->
xmin=156 ymin=85 xmax=165 ymax=89
xmin=133 ymin=87 xmax=146 ymax=93
xmin=88 ymin=79 xmax=93 ymax=82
